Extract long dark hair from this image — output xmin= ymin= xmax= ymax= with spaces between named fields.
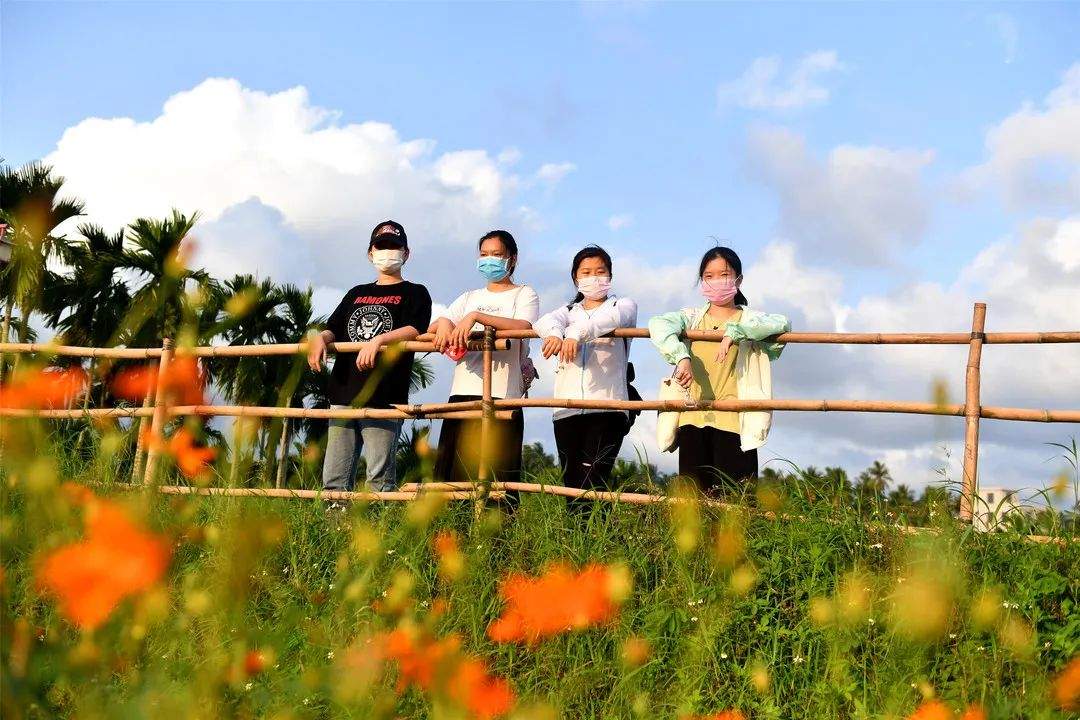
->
xmin=478 ymin=230 xmax=518 ymax=276
xmin=568 ymin=245 xmax=613 ymax=305
xmin=698 ymin=246 xmax=748 ymax=306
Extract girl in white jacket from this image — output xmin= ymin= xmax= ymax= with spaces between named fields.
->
xmin=648 ymin=246 xmax=790 ymax=495
xmin=534 ymin=246 xmax=638 ymax=500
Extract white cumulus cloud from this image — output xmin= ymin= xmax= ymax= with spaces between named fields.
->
xmin=962 ymin=63 xmax=1080 ymax=211
xmin=607 ymin=213 xmax=633 ymax=231
xmin=43 ymin=78 xmax=569 ymax=296
xmin=535 ymin=162 xmax=577 ymax=185
xmin=745 ymin=126 xmax=934 ymax=265
xmin=718 ymin=50 xmax=844 ymax=111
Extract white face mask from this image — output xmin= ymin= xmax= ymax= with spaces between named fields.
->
xmin=371 ymin=249 xmax=405 ymax=273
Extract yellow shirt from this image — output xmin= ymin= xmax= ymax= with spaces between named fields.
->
xmin=678 ymin=310 xmax=741 ymax=434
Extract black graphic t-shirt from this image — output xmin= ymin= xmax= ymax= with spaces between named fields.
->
xmin=325 ymin=281 xmax=432 ymax=408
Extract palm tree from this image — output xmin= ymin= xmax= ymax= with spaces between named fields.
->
xmin=887 ymin=484 xmax=916 ymax=508
xmin=0 ymin=161 xmax=84 ymax=375
xmin=854 ymin=460 xmax=892 ymax=516
xmin=44 ymin=224 xmax=132 ymax=350
xmin=856 ymin=460 xmax=892 ymax=497
xmin=822 ymin=466 xmax=853 ymax=507
xmin=119 ymin=210 xmax=211 ymax=347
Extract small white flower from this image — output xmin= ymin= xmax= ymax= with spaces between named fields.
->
xmin=244 ymin=682 xmax=253 ymax=691
xmin=793 ymin=656 xmax=804 ymax=664
xmin=386 ymin=549 xmax=395 ymax=555
xmin=867 ymin=618 xmax=876 ymax=625
xmin=1044 ymin=641 xmax=1051 ymax=648
xmin=870 ymin=543 xmax=884 ymax=550
xmin=328 ymin=583 xmax=334 ymax=590
xmin=720 ymin=652 xmax=728 ymax=659
xmin=326 ymin=651 xmax=335 ymax=660
xmin=691 ymin=616 xmax=699 ymax=622
xmin=911 ymin=683 xmax=917 ymax=689
xmin=303 ymin=697 xmax=311 ymax=706
xmin=948 ymin=633 xmax=957 ymax=640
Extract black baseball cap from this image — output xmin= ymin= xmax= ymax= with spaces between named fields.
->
xmin=369 ymin=220 xmax=408 ymax=249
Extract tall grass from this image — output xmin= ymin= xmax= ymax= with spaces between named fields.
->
xmin=2 ymin=423 xmax=1077 ymax=719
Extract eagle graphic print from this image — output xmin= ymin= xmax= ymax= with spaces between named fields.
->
xmin=347 ymin=305 xmax=394 ymax=341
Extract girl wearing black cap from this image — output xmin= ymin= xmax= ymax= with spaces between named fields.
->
xmin=307 ymin=220 xmax=432 ymax=494
xmin=648 ymin=246 xmax=790 ymax=496
xmin=428 ymin=230 xmax=540 ymax=486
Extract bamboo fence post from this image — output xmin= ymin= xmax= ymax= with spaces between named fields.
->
xmin=130 ymin=384 xmax=154 ymax=482
xmin=275 ymin=416 xmax=290 ymax=489
xmin=960 ymin=303 xmax=987 ymax=521
xmin=477 ymin=325 xmax=495 ymax=493
xmin=142 ymin=338 xmax=174 ymax=485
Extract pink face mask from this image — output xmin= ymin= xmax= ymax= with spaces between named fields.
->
xmin=576 ymin=276 xmax=611 ymax=301
xmin=701 ymin=277 xmax=739 ymax=304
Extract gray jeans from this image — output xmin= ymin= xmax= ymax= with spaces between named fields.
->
xmin=321 ymin=406 xmax=402 ymax=492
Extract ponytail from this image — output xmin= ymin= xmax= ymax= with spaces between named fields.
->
xmin=735 ymin=290 xmax=748 ymax=306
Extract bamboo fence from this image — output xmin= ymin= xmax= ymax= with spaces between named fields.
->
xmin=2 ymin=301 xmax=1078 ymax=524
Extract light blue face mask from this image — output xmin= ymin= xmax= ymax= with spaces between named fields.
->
xmin=477 ymin=256 xmax=510 ymax=281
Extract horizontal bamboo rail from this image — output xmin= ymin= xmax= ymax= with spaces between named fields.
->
xmin=491 ymin=398 xmax=1080 ymax=423
xmin=4 ymin=330 xmax=1076 ymax=360
xmin=0 ymin=339 xmax=507 ymax=359
xmin=417 ymin=329 xmax=1080 ymax=345
xmin=151 ymin=483 xmax=1063 ymax=544
xmin=158 ymin=485 xmax=505 ymax=502
xmin=0 ymin=404 xmax=513 ymax=421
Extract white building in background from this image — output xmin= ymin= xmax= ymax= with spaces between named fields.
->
xmin=0 ymin=224 xmax=11 ymax=264
xmin=973 ymin=486 xmax=1029 ymax=532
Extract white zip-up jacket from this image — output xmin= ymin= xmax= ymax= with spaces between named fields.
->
xmin=648 ymin=304 xmax=790 ymax=451
xmin=533 ymin=296 xmax=638 ymax=421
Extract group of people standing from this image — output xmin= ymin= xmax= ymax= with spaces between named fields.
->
xmin=307 ymin=220 xmax=791 ymax=501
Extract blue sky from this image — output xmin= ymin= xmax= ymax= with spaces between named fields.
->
xmin=4 ymin=1 xmax=1079 ymax=494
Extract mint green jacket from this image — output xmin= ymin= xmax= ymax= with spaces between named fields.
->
xmin=647 ymin=304 xmax=791 ymax=450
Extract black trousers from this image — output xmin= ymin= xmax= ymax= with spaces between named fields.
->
xmin=676 ymin=425 xmax=757 ymax=496
xmin=553 ymin=412 xmax=626 ymax=491
xmin=434 ymin=395 xmax=524 ymax=485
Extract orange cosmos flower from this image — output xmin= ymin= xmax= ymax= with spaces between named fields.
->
xmin=487 ymin=562 xmax=625 ymax=645
xmin=908 ymin=700 xmax=953 ymax=720
xmin=379 ymin=628 xmax=515 ymax=718
xmin=111 ymin=356 xmax=204 ymax=405
xmin=382 ymin=628 xmax=458 ymax=692
xmin=167 ymin=428 xmax=216 ymax=478
xmin=1054 ymin=656 xmax=1080 ymax=711
xmin=142 ymin=427 xmax=216 ymax=479
xmin=433 ymin=530 xmax=464 ymax=581
xmin=36 ymin=498 xmax=170 ymax=630
xmin=0 ymin=367 xmax=88 ymax=409
xmin=959 ymin=704 xmax=986 ymax=720
xmin=449 ymin=656 xmax=515 ymax=720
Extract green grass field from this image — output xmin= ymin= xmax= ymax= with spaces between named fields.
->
xmin=2 ymin=428 xmax=1078 ymax=720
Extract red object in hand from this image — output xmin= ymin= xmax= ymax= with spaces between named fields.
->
xmin=444 ymin=345 xmax=467 ymax=362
